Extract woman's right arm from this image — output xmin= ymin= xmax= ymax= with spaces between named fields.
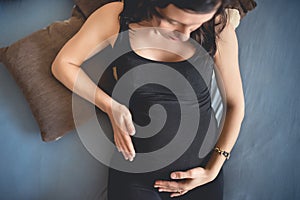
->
xmin=51 ymin=2 xmax=136 ymax=161
xmin=51 ymin=2 xmax=122 ymax=113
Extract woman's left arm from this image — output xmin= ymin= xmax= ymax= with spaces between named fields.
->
xmin=205 ymin=20 xmax=245 ymax=178
xmin=153 ymin=22 xmax=245 ymax=197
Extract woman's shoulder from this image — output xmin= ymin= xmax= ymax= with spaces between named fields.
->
xmin=87 ymin=1 xmax=124 ymax=46
xmin=52 ymin=2 xmax=125 ymax=65
xmin=89 ymin=1 xmax=124 ymax=28
xmin=93 ymin=1 xmax=124 ymax=15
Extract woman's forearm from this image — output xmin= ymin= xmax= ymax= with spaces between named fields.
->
xmin=51 ymin=60 xmax=112 ymax=114
xmin=205 ymin=104 xmax=245 ymax=175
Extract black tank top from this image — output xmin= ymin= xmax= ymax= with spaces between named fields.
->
xmin=96 ymin=15 xmax=217 ymax=174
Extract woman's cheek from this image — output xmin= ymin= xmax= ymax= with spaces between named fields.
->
xmin=156 ymin=19 xmax=172 ymax=29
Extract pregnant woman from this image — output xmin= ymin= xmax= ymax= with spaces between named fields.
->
xmin=51 ymin=0 xmax=245 ymax=199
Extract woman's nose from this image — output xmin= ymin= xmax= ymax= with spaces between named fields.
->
xmin=174 ymin=27 xmax=191 ymax=41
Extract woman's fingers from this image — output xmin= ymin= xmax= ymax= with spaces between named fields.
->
xmin=124 ymin=114 xmax=136 ymax=136
xmin=109 ymin=103 xmax=136 ymax=161
xmin=120 ymin=133 xmax=136 ymax=161
xmin=115 ymin=128 xmax=136 ymax=161
xmin=115 ymin=132 xmax=128 ymax=159
xmin=120 ymin=115 xmax=136 ymax=161
xmin=116 ymin=136 xmax=127 ymax=156
xmin=115 ymin=139 xmax=121 ymax=152
xmin=156 ymin=187 xmax=188 ymax=197
xmin=170 ymin=190 xmax=188 ymax=198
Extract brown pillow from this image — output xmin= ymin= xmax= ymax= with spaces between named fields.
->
xmin=0 ymin=7 xmax=85 ymax=142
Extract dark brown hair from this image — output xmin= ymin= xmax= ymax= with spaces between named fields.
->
xmin=119 ymin=0 xmax=231 ymax=56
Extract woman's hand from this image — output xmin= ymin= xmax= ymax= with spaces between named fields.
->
xmin=154 ymin=167 xmax=219 ymax=198
xmin=107 ymin=100 xmax=136 ymax=161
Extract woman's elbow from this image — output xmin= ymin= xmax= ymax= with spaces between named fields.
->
xmin=51 ymin=56 xmax=64 ymax=79
xmin=51 ymin=58 xmax=63 ymax=82
xmin=227 ymin=100 xmax=245 ymax=121
xmin=51 ymin=61 xmax=56 ymax=77
xmin=239 ymin=103 xmax=245 ymax=121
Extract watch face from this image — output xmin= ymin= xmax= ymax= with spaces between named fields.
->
xmin=214 ymin=147 xmax=230 ymax=159
xmin=222 ymin=151 xmax=230 ymax=159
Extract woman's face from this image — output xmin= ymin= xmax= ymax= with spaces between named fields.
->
xmin=152 ymin=4 xmax=218 ymax=42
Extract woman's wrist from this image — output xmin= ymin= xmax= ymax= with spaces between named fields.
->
xmin=205 ymin=150 xmax=227 ymax=179
xmin=95 ymin=89 xmax=115 ymax=114
xmin=213 ymin=147 xmax=231 ymax=160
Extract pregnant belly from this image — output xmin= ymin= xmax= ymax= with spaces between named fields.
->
xmin=106 ymin=77 xmax=216 ymax=174
xmin=128 ymin=84 xmax=214 ymax=163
